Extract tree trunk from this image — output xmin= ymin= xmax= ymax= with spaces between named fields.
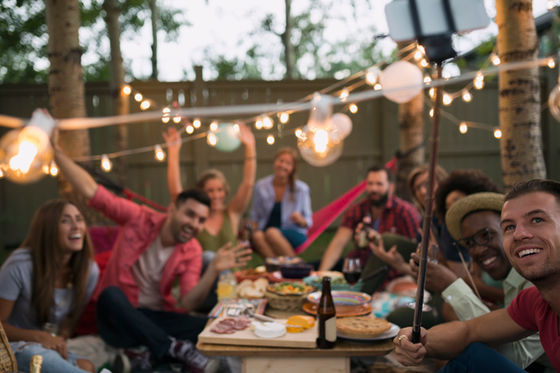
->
xmin=104 ymin=0 xmax=129 ymax=185
xmin=395 ymin=43 xmax=425 ymax=201
xmin=45 ymin=0 xmax=94 ymax=220
xmin=496 ymin=0 xmax=546 ymax=190
xmin=149 ymin=0 xmax=159 ymax=80
xmin=282 ymin=0 xmax=296 ymax=79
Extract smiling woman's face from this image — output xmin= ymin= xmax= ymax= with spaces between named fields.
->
xmin=58 ymin=203 xmax=86 ymax=254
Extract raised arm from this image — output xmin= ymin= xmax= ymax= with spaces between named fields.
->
xmin=53 ymin=144 xmax=98 ymax=200
xmin=163 ymin=127 xmax=183 ymax=201
xmin=227 ymin=123 xmax=256 ymax=217
xmin=319 ymin=226 xmax=353 ymax=271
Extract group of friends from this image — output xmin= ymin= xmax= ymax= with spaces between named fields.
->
xmin=0 ymin=121 xmax=559 ymax=373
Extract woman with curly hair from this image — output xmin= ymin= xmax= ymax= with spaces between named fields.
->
xmin=0 ymin=199 xmax=99 ymax=372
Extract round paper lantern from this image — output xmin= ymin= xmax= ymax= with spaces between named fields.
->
xmin=548 ymin=84 xmax=560 ymax=122
xmin=297 ymin=126 xmax=343 ymax=167
xmin=214 ymin=122 xmax=241 ymax=152
xmin=330 ymin=113 xmax=352 ymax=139
xmin=379 ymin=61 xmax=423 ymax=104
xmin=307 ymin=93 xmax=332 ymax=131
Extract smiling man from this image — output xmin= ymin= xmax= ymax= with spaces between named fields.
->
xmin=393 ymin=180 xmax=560 ymax=372
xmin=54 ymin=147 xmax=251 ymax=373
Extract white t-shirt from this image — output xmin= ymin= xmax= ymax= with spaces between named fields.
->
xmin=132 ymin=235 xmax=175 ymax=310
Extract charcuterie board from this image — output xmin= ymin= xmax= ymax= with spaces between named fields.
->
xmin=198 ymin=317 xmax=318 ymax=348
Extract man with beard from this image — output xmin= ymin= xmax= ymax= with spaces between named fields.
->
xmin=54 ymin=146 xmax=251 ymax=373
xmin=408 ymin=192 xmax=551 ymax=370
xmin=319 ymin=165 xmax=420 ymax=272
xmin=393 ymin=179 xmax=560 ymax=372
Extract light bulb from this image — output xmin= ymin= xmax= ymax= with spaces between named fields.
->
xmin=474 ymin=73 xmax=484 ymax=90
xmin=154 ymin=145 xmax=165 ymax=161
xmin=0 ymin=110 xmax=55 ymax=184
xmin=547 ymin=58 xmax=556 ymax=69
xmin=420 ymin=59 xmax=429 ymax=67
xmin=101 ymin=155 xmax=112 ymax=172
xmin=442 ymin=93 xmax=453 ymax=106
xmin=185 ymin=125 xmax=194 ymax=134
xmin=172 ymin=115 xmax=181 ymax=124
xmin=262 ymin=116 xmax=274 ymax=129
xmin=121 ymin=85 xmax=132 ymax=96
xmin=207 ymin=133 xmax=217 ymax=146
xmin=0 ymin=166 xmax=4 ymax=179
xmin=279 ymin=112 xmax=289 ymax=124
xmin=162 ymin=107 xmax=171 ymax=114
xmin=210 ymin=121 xmax=218 ymax=132
xmin=429 ymin=88 xmax=436 ymax=99
xmin=266 ymin=134 xmax=275 ymax=145
xmin=297 ymin=126 xmax=343 ymax=167
xmin=339 ymin=89 xmax=349 ymax=102
xmin=307 ymin=94 xmax=332 ymax=131
xmin=254 ymin=119 xmax=263 ymax=130
xmin=49 ymin=161 xmax=59 ymax=177
xmin=493 ymin=128 xmax=502 ymax=139
xmin=429 ymin=108 xmax=434 ymax=117
xmin=161 ymin=116 xmax=170 ymax=124
xmin=548 ymin=84 xmax=560 ymax=122
xmin=193 ymin=119 xmax=202 ymax=128
xmin=365 ymin=67 xmax=379 ymax=85
xmin=462 ymin=90 xmax=472 ymax=102
xmin=140 ymin=100 xmax=151 ymax=110
xmin=423 ymin=75 xmax=432 ymax=84
xmin=491 ymin=54 xmax=501 ymax=66
xmin=374 ymin=83 xmax=382 ymax=91
xmin=414 ymin=50 xmax=423 ymax=61
xmin=134 ymin=93 xmax=143 ymax=102
xmin=294 ymin=128 xmax=304 ymax=139
xmin=459 ymin=122 xmax=468 ymax=134
xmin=349 ymin=104 xmax=358 ymax=114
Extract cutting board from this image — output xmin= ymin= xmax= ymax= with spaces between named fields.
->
xmin=198 ymin=317 xmax=318 ymax=348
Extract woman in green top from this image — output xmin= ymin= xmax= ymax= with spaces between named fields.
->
xmin=164 ymin=123 xmax=256 ymax=253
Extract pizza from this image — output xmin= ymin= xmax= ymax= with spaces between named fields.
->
xmin=336 ymin=315 xmax=392 ymax=338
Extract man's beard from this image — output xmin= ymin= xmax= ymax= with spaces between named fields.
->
xmin=369 ymin=192 xmax=389 ymax=207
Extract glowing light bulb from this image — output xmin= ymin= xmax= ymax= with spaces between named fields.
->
xmin=313 ymin=129 xmax=329 ymax=153
xmin=140 ymin=100 xmax=151 ymax=110
xmin=414 ymin=50 xmax=423 ymax=61
xmin=101 ymin=155 xmax=112 ymax=172
xmin=193 ymin=119 xmax=201 ymax=128
xmin=0 ymin=110 xmax=55 ymax=184
xmin=462 ymin=90 xmax=472 ymax=102
xmin=423 ymin=75 xmax=432 ymax=84
xmin=429 ymin=108 xmax=434 ymax=117
xmin=154 ymin=145 xmax=165 ymax=161
xmin=493 ymin=128 xmax=502 ymax=139
xmin=420 ymin=59 xmax=429 ymax=67
xmin=547 ymin=58 xmax=556 ymax=69
xmin=0 ymin=166 xmax=4 ymax=179
xmin=339 ymin=89 xmax=349 ymax=102
xmin=210 ymin=121 xmax=218 ymax=132
xmin=295 ymin=128 xmax=304 ymax=139
xmin=459 ymin=122 xmax=468 ymax=134
xmin=134 ymin=93 xmax=143 ymax=102
xmin=266 ymin=134 xmax=275 ymax=145
xmin=297 ymin=126 xmax=343 ymax=167
xmin=207 ymin=133 xmax=217 ymax=146
xmin=233 ymin=124 xmax=240 ymax=133
xmin=429 ymin=88 xmax=436 ymax=99
xmin=49 ymin=161 xmax=59 ymax=177
xmin=374 ymin=83 xmax=382 ymax=91
xmin=349 ymin=104 xmax=358 ymax=114
xmin=474 ymin=73 xmax=484 ymax=90
xmin=255 ymin=119 xmax=263 ymax=130
xmin=262 ymin=116 xmax=274 ymax=129
xmin=172 ymin=115 xmax=181 ymax=124
xmin=121 ymin=85 xmax=132 ymax=96
xmin=185 ymin=125 xmax=194 ymax=134
xmin=365 ymin=68 xmax=378 ymax=85
xmin=162 ymin=107 xmax=171 ymax=114
xmin=161 ymin=116 xmax=170 ymax=124
xmin=279 ymin=112 xmax=289 ymax=124
xmin=491 ymin=54 xmax=501 ymax=66
xmin=442 ymin=93 xmax=453 ymax=106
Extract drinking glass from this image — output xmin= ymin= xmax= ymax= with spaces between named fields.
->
xmin=342 ymin=258 xmax=361 ymax=287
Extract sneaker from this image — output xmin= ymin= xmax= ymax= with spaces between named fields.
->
xmin=113 ymin=347 xmax=152 ymax=373
xmin=112 ymin=350 xmax=131 ymax=373
xmin=169 ymin=338 xmax=208 ymax=373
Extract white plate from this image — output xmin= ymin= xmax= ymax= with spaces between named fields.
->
xmin=337 ymin=323 xmax=400 ymax=341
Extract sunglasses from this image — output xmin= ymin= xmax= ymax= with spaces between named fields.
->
xmin=456 ymin=227 xmax=497 ymax=250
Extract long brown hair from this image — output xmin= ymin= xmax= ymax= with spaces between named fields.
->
xmin=20 ymin=199 xmax=94 ymax=327
xmin=274 ymin=147 xmax=298 ymax=200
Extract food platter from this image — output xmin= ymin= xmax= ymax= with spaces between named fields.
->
xmin=302 ymin=302 xmax=372 ymax=317
xmin=337 ymin=323 xmax=400 ymax=341
xmin=266 ymin=282 xmax=315 ymax=296
xmin=306 ymin=290 xmax=371 ymax=306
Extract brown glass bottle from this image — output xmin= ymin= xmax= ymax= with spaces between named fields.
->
xmin=316 ymin=276 xmax=336 ymax=349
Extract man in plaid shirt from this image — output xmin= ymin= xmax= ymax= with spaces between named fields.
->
xmin=319 ymin=165 xmax=420 ymax=272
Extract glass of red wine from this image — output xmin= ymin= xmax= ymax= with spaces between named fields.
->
xmin=342 ymin=258 xmax=361 ymax=288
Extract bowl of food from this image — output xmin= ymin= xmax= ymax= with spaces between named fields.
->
xmin=306 ymin=290 xmax=372 ymax=306
xmin=280 ymin=263 xmax=313 ymax=279
xmin=265 ymin=256 xmax=303 ymax=273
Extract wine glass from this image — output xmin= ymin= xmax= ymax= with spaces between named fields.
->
xmin=342 ymin=258 xmax=361 ymax=288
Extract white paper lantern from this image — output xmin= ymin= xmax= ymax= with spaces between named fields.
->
xmin=330 ymin=113 xmax=352 ymax=139
xmin=379 ymin=61 xmax=423 ymax=104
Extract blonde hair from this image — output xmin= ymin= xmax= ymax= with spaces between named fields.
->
xmin=407 ymin=164 xmax=448 ymax=213
xmin=196 ymin=169 xmax=230 ymax=196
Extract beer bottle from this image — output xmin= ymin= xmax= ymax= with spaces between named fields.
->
xmin=29 ymin=354 xmax=42 ymax=373
xmin=316 ymin=277 xmax=336 ymax=349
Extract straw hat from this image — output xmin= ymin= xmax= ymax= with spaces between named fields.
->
xmin=445 ymin=192 xmax=505 ymax=241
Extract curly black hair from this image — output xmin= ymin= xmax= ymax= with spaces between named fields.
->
xmin=435 ymin=169 xmax=500 ymax=220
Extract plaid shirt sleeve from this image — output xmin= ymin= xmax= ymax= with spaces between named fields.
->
xmin=341 ymin=200 xmax=367 ymax=230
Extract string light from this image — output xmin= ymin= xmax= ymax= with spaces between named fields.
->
xmin=339 ymin=89 xmax=350 ymax=102
xmin=459 ymin=122 xmax=468 ymax=134
xmin=429 ymin=108 xmax=434 ymax=117
xmin=420 ymin=59 xmax=429 ymax=68
xmin=140 ymin=100 xmax=151 ymax=111
xmin=491 ymin=54 xmax=501 ymax=66
xmin=233 ymin=123 xmax=240 ymax=133
xmin=0 ymin=167 xmax=4 ymax=179
xmin=172 ymin=115 xmax=181 ymax=124
xmin=193 ymin=118 xmax=202 ymax=128
xmin=254 ymin=118 xmax=263 ymax=130
xmin=121 ymin=85 xmax=132 ymax=96
xmin=279 ymin=112 xmax=290 ymax=124
xmin=185 ymin=125 xmax=194 ymax=134
xmin=442 ymin=93 xmax=453 ymax=106
xmin=266 ymin=134 xmax=275 ymax=145
xmin=209 ymin=121 xmax=218 ymax=132
xmin=294 ymin=128 xmax=304 ymax=139
xmin=365 ymin=68 xmax=378 ymax=85
xmin=349 ymin=103 xmax=358 ymax=114
xmin=373 ymin=83 xmax=382 ymax=91
xmin=462 ymin=90 xmax=472 ymax=102
xmin=154 ymin=145 xmax=165 ymax=161
xmin=493 ymin=128 xmax=502 ymax=139
xmin=474 ymin=72 xmax=485 ymax=90
xmin=134 ymin=93 xmax=143 ymax=102
xmin=414 ymin=49 xmax=423 ymax=61
xmin=547 ymin=58 xmax=556 ymax=69
xmin=423 ymin=75 xmax=432 ymax=84
xmin=101 ymin=154 xmax=112 ymax=172
xmin=207 ymin=133 xmax=217 ymax=146
xmin=262 ymin=116 xmax=274 ymax=129
xmin=429 ymin=88 xmax=436 ymax=99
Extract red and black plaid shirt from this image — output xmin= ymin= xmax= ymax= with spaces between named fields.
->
xmin=343 ymin=196 xmax=420 ymax=281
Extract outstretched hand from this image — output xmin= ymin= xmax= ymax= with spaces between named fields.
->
xmin=369 ymin=235 xmax=410 ymax=275
xmin=237 ymin=122 xmax=255 ymax=148
xmin=393 ymin=327 xmax=428 ymax=366
xmin=409 ymin=252 xmax=458 ymax=293
xmin=162 ymin=127 xmax=182 ymax=152
xmin=213 ymin=242 xmax=252 ymax=272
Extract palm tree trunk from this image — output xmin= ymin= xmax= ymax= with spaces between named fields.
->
xmin=282 ymin=0 xmax=296 ymax=79
xmin=149 ymin=0 xmax=159 ymax=80
xmin=496 ymin=0 xmax=546 ymax=190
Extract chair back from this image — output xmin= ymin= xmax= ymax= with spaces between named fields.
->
xmin=0 ymin=321 xmax=17 ymax=373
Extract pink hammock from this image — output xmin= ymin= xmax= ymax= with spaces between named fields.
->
xmin=294 ymin=179 xmax=366 ymax=254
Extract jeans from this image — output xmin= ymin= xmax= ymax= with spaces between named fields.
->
xmin=13 ymin=342 xmax=88 ymax=373
xmin=439 ymin=342 xmax=527 ymax=373
xmin=96 ymin=286 xmax=208 ymax=360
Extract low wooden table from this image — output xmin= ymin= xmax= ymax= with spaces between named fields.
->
xmin=197 ymin=338 xmax=393 ymax=373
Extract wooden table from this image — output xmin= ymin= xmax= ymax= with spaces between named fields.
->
xmin=197 ymin=338 xmax=394 ymax=373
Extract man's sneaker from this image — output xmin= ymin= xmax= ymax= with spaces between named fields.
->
xmin=169 ymin=338 xmax=208 ymax=373
xmin=113 ymin=347 xmax=152 ymax=373
xmin=112 ymin=350 xmax=130 ymax=373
